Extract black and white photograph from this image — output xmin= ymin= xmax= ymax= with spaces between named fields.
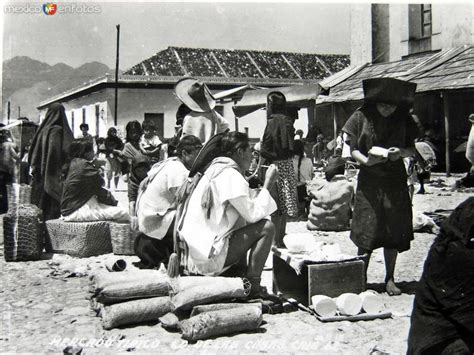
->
xmin=1 ymin=1 xmax=473 ymax=353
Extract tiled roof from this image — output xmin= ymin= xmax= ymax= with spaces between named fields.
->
xmin=124 ymin=46 xmax=350 ymax=81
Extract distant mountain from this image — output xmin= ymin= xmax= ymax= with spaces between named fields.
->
xmin=2 ymin=56 xmax=112 ymax=122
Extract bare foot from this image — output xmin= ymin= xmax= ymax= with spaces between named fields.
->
xmin=386 ymin=279 xmax=401 ymax=296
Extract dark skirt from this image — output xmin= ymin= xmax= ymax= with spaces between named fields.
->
xmin=350 ymin=171 xmax=413 ymax=252
xmin=133 ymin=222 xmax=174 ymax=269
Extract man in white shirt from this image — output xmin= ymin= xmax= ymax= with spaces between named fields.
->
xmin=179 ymin=132 xmax=278 ymax=300
xmin=133 ymin=135 xmax=202 ymax=269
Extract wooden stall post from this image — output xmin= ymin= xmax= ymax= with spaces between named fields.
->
xmin=233 ymin=100 xmax=239 ymax=132
xmin=307 ymin=100 xmax=316 ymax=136
xmin=332 ymin=103 xmax=337 ymax=139
xmin=442 ymin=91 xmax=451 ymax=177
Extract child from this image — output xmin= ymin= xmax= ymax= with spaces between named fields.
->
xmin=140 ymin=121 xmax=162 ymax=164
xmin=60 ymin=138 xmax=129 ymax=222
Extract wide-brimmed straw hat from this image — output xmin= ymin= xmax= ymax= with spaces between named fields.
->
xmin=469 ymin=114 xmax=474 ymax=123
xmin=175 ymin=78 xmax=216 ymax=113
xmin=363 ymin=78 xmax=417 ymax=107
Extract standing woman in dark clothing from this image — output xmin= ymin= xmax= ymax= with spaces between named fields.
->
xmin=342 ymin=78 xmax=418 ymax=296
xmin=260 ymin=91 xmax=298 ymax=247
xmin=104 ymin=127 xmax=124 ymax=189
xmin=29 ymin=103 xmax=74 ymax=222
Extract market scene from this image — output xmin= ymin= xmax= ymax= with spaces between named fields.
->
xmin=1 ymin=2 xmax=473 ymax=354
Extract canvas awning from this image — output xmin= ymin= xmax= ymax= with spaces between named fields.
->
xmin=213 ymin=84 xmax=261 ymax=100
xmin=232 ymin=84 xmax=321 ymax=117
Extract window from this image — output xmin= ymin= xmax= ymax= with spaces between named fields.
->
xmin=409 ymin=4 xmax=432 ymax=39
xmin=408 ymin=4 xmax=432 ymax=54
xmin=144 ymin=113 xmax=164 ymax=138
xmin=422 ymin=4 xmax=432 ymax=38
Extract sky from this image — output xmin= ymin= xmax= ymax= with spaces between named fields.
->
xmin=1 ymin=1 xmax=351 ymax=70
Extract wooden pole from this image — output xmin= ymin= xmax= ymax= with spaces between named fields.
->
xmin=7 ymin=101 xmax=10 ymax=124
xmin=18 ymin=106 xmax=21 ymax=118
xmin=442 ymin=91 xmax=451 ymax=176
xmin=332 ymin=103 xmax=337 ymax=139
xmin=308 ymin=100 xmax=316 ymax=137
xmin=233 ymin=100 xmax=239 ymax=132
xmin=114 ymin=24 xmax=120 ymax=127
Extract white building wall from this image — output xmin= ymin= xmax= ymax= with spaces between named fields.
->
xmin=354 ymin=3 xmax=473 ymax=63
xmin=350 ymin=4 xmax=373 ymax=65
xmin=39 ymin=87 xmax=310 ymax=141
xmin=436 ymin=4 xmax=472 ymax=49
xmin=389 ymin=4 xmax=408 ymax=61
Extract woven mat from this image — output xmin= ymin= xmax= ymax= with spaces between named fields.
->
xmin=272 ymin=247 xmax=364 ymax=275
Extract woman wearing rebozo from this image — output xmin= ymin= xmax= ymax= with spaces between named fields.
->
xmin=179 ymin=131 xmax=279 ymax=299
xmin=342 ymin=78 xmax=419 ymax=296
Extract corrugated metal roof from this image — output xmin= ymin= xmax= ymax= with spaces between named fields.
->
xmin=317 ymin=46 xmax=474 ymax=104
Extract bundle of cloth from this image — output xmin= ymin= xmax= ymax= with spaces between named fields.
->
xmin=88 ymin=270 xmax=263 ymax=340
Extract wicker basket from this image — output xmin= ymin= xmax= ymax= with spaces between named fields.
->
xmin=7 ymin=184 xmax=32 ymax=207
xmin=108 ymin=222 xmax=138 ymax=255
xmin=3 ymin=204 xmax=43 ymax=262
xmin=46 ymin=219 xmax=112 ymax=257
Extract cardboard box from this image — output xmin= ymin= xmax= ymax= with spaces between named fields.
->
xmin=272 ymin=252 xmax=366 ymax=306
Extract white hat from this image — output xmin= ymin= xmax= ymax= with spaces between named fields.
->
xmin=175 ymin=78 xmax=216 ymax=113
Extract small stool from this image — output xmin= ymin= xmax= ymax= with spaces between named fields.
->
xmin=46 ymin=219 xmax=112 ymax=257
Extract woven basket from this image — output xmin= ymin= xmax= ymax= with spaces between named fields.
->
xmin=108 ymin=222 xmax=138 ymax=255
xmin=46 ymin=219 xmax=112 ymax=257
xmin=3 ymin=204 xmax=43 ymax=262
xmin=6 ymin=184 xmax=32 ymax=207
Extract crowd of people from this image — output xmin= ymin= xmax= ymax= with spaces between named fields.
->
xmin=1 ymin=76 xmax=473 ymax=353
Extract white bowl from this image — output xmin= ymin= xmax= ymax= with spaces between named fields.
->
xmin=283 ymin=233 xmax=317 ymax=253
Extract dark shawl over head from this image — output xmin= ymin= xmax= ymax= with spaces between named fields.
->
xmin=260 ymin=113 xmax=295 ymax=162
xmin=61 ymin=158 xmax=117 ymax=216
xmin=29 ymin=103 xmax=74 ymax=214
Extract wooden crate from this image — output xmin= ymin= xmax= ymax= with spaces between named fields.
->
xmin=272 ymin=252 xmax=366 ymax=306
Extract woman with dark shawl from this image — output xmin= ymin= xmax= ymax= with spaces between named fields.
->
xmin=407 ymin=197 xmax=474 ymax=354
xmin=29 ymin=103 xmax=74 ymax=223
xmin=342 ymin=78 xmax=418 ymax=296
xmin=260 ymin=91 xmax=298 ymax=247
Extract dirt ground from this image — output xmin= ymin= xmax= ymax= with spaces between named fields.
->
xmin=0 ymin=173 xmax=472 ymax=355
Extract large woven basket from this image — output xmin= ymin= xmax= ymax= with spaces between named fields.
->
xmin=108 ymin=222 xmax=138 ymax=255
xmin=6 ymin=184 xmax=32 ymax=207
xmin=3 ymin=204 xmax=43 ymax=262
xmin=46 ymin=219 xmax=112 ymax=257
